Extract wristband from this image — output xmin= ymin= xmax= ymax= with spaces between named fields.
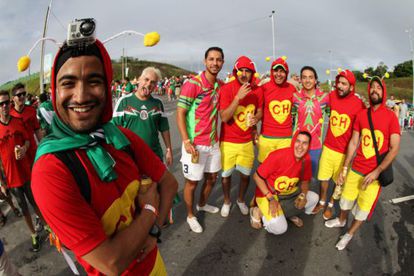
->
xmin=142 ymin=204 xmax=159 ymax=217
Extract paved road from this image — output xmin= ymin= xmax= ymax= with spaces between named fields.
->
xmin=1 ymin=95 xmax=413 ymax=275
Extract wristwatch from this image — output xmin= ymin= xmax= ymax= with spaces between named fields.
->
xmin=149 ymin=224 xmax=162 ymax=243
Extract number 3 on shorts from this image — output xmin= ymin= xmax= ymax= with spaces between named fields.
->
xmin=183 ymin=164 xmax=189 ymax=174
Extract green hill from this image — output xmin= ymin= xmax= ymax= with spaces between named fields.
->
xmin=321 ymin=77 xmax=413 ymax=102
xmin=0 ymin=58 xmax=194 ymax=95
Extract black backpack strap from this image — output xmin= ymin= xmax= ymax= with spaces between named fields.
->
xmin=54 ymin=151 xmax=91 ymax=203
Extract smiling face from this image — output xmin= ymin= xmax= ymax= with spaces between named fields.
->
xmin=55 ymin=55 xmax=106 ymax=133
xmin=237 ymin=68 xmax=253 ymax=84
xmin=273 ymin=67 xmax=287 ymax=85
xmin=204 ymin=50 xmax=224 ymax=76
xmin=293 ymin=133 xmax=310 ymax=160
xmin=301 ymin=69 xmax=317 ymax=92
xmin=12 ymin=87 xmax=26 ymax=108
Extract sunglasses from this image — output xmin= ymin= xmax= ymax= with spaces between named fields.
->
xmin=15 ymin=92 xmax=27 ymax=98
xmin=0 ymin=100 xmax=10 ymax=107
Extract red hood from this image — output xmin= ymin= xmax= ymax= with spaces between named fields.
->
xmin=51 ymin=39 xmax=113 ymax=124
xmin=367 ymin=76 xmax=387 ymax=107
xmin=232 ymin=56 xmax=257 ymax=85
xmin=335 ymin=70 xmax=356 ymax=96
xmin=270 ymin=57 xmax=289 ymax=85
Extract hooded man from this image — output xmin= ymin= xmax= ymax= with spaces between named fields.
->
xmin=325 ymin=76 xmax=400 ymax=251
xmin=218 ymin=56 xmax=263 ymax=217
xmin=258 ymin=57 xmax=297 ymax=163
xmin=312 ymin=70 xmax=366 ymax=220
xmin=252 ymin=131 xmax=319 ymax=234
xmin=32 ymin=40 xmax=178 ymax=275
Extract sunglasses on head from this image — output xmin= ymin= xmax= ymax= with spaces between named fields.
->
xmin=0 ymin=100 xmax=10 ymax=107
xmin=15 ymin=92 xmax=27 ymax=98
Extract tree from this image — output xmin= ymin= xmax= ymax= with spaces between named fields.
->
xmin=353 ymin=70 xmax=365 ymax=82
xmin=374 ymin=61 xmax=388 ymax=76
xmin=393 ymin=60 xmax=413 ymax=77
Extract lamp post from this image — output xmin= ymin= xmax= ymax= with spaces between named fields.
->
xmin=270 ymin=10 xmax=276 ymax=60
xmin=325 ymin=67 xmax=342 ymax=91
xmin=39 ymin=0 xmax=53 ymax=94
xmin=405 ymin=28 xmax=414 ymax=104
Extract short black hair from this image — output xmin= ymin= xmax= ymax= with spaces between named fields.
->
xmin=39 ymin=92 xmax=48 ymax=103
xmin=0 ymin=90 xmax=9 ymax=97
xmin=204 ymin=47 xmax=224 ymax=60
xmin=298 ymin=130 xmax=312 ymax=144
xmin=12 ymin=83 xmax=25 ymax=95
xmin=300 ymin=66 xmax=318 ymax=80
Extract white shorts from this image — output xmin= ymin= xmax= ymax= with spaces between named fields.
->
xmin=180 ymin=143 xmax=222 ymax=181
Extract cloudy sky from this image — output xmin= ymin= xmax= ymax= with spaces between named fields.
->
xmin=1 ymin=0 xmax=413 ymax=84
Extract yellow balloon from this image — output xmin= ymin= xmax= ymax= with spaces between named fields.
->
xmin=237 ymin=71 xmax=242 ymax=76
xmin=337 ymin=67 xmax=342 ymax=73
xmin=254 ymin=72 xmax=260 ymax=78
xmin=384 ymin=72 xmax=390 ymax=79
xmin=325 ymin=69 xmax=330 ymax=75
xmin=363 ymin=73 xmax=368 ymax=79
xmin=17 ymin=56 xmax=31 ymax=72
xmin=143 ymin=32 xmax=160 ymax=47
xmin=281 ymin=55 xmax=287 ymax=60
xmin=265 ymin=57 xmax=271 ymax=62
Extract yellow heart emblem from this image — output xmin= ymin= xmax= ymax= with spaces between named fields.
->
xmin=274 ymin=176 xmax=299 ymax=195
xmin=234 ymin=104 xmax=256 ymax=131
xmin=329 ymin=110 xmax=351 ymax=137
xmin=361 ymin=128 xmax=384 ymax=159
xmin=269 ymin=100 xmax=291 ymax=124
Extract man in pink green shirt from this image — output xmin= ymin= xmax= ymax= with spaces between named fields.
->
xmin=293 ymin=66 xmax=330 ymax=176
xmin=177 ymin=47 xmax=224 ymax=233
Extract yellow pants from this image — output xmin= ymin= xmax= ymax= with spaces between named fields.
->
xmin=257 ymin=135 xmax=291 ymax=163
xmin=317 ymin=146 xmax=346 ymax=183
xmin=220 ymin=141 xmax=255 ymax=177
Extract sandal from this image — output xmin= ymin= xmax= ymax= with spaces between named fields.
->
xmin=250 ymin=207 xmax=262 ymax=229
xmin=0 ymin=215 xmax=7 ymax=227
xmin=13 ymin=208 xmax=22 ymax=217
xmin=289 ymin=216 xmax=303 ymax=228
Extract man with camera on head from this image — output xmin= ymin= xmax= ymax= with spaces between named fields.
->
xmin=31 ymin=19 xmax=178 ymax=275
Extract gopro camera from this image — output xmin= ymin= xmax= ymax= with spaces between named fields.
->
xmin=67 ymin=18 xmax=96 ymax=47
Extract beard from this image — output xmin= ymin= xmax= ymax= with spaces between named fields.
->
xmin=370 ymin=95 xmax=383 ymax=105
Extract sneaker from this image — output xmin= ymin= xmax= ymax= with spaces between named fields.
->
xmin=220 ymin=203 xmax=232 ymax=217
xmin=34 ymin=216 xmax=43 ymax=232
xmin=187 ymin=216 xmax=203 ymax=233
xmin=336 ymin=233 xmax=353 ymax=250
xmin=311 ymin=203 xmax=325 ymax=214
xmin=196 ymin=204 xmax=219 ymax=214
xmin=325 ymin=218 xmax=346 ymax=228
xmin=236 ymin=200 xmax=249 ymax=216
xmin=323 ymin=206 xmax=333 ymax=220
xmin=31 ymin=234 xmax=41 ymax=252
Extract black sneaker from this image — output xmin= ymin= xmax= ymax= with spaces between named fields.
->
xmin=31 ymin=234 xmax=41 ymax=252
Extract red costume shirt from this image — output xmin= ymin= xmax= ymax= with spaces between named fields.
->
xmin=261 ymin=81 xmax=296 ymax=138
xmin=219 ymin=80 xmax=263 ymax=143
xmin=352 ymin=106 xmax=400 ymax=175
xmin=32 ymin=128 xmax=167 ymax=275
xmin=10 ymin=105 xmax=40 ymax=163
xmin=324 ymin=91 xmax=365 ymax=154
xmin=256 ymin=147 xmax=312 ymax=196
xmin=0 ymin=117 xmax=31 ymax=188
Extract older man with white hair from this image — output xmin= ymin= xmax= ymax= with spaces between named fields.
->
xmin=113 ymin=67 xmax=173 ymax=165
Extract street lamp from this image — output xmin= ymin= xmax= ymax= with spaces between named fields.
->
xmin=270 ymin=10 xmax=276 ymax=60
xmin=405 ymin=28 xmax=414 ymax=104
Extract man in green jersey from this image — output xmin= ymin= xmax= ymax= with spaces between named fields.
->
xmin=113 ymin=67 xmax=173 ymax=165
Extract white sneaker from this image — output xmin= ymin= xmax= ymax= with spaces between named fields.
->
xmin=325 ymin=218 xmax=346 ymax=228
xmin=336 ymin=233 xmax=353 ymax=250
xmin=187 ymin=216 xmax=203 ymax=233
xmin=236 ymin=200 xmax=249 ymax=215
xmin=220 ymin=203 xmax=232 ymax=217
xmin=196 ymin=204 xmax=219 ymax=214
